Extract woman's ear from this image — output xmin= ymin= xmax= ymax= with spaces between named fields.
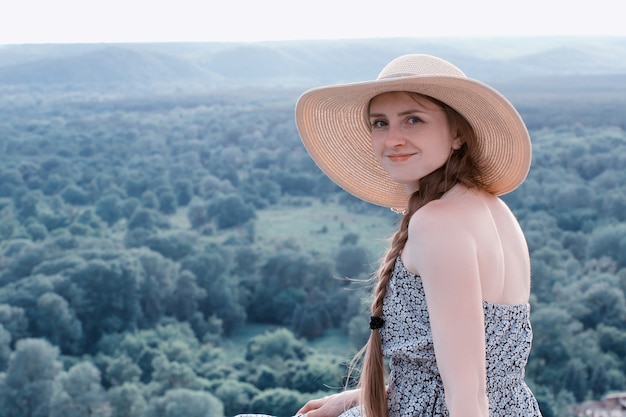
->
xmin=452 ymin=136 xmax=463 ymax=150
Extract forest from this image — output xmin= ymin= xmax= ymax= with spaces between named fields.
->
xmin=0 ymin=37 xmax=625 ymax=417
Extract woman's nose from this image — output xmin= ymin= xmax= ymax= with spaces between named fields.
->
xmin=385 ymin=125 xmax=406 ymax=147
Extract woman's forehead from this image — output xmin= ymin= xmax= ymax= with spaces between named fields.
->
xmin=369 ymin=91 xmax=443 ymax=112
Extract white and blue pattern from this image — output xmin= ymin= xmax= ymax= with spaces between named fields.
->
xmin=341 ymin=257 xmax=541 ymax=417
xmin=237 ymin=257 xmax=542 ymax=417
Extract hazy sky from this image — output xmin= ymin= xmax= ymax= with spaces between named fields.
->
xmin=1 ymin=0 xmax=624 ymax=44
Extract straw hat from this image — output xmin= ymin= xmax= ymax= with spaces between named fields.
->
xmin=295 ymin=54 xmax=531 ymax=211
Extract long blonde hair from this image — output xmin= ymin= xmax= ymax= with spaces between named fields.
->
xmin=357 ymin=93 xmax=483 ymax=417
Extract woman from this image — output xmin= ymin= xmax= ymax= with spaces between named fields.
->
xmin=240 ymin=54 xmax=541 ymax=417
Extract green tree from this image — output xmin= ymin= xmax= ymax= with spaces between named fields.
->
xmin=127 ymin=208 xmax=160 ymax=230
xmin=527 ymin=306 xmax=582 ymax=386
xmin=596 ymin=324 xmax=626 ymax=357
xmin=0 ymin=304 xmax=29 ymax=344
xmin=233 ymin=246 xmax=259 ymax=277
xmin=187 ymin=201 xmax=208 ymax=228
xmin=141 ymin=190 xmax=159 ymax=210
xmin=561 ymin=359 xmax=587 ymax=402
xmin=213 ymin=380 xmax=260 ymax=416
xmin=169 ymin=271 xmax=206 ymax=321
xmin=576 ymin=281 xmax=626 ymax=329
xmin=48 ymin=362 xmax=109 ymax=417
xmin=173 ymin=179 xmax=193 ymax=206
xmin=180 ymin=251 xmax=245 ymax=333
xmin=105 ymin=355 xmax=142 ymax=387
xmin=150 ymin=357 xmax=203 ymax=395
xmin=285 ymin=353 xmax=345 ymax=394
xmin=0 ymin=338 xmax=62 ymax=417
xmin=587 ymin=223 xmax=626 ymax=268
xmin=122 ymin=198 xmax=140 ymax=219
xmin=340 ymin=233 xmax=360 ymax=246
xmin=348 ymin=314 xmax=370 ymax=350
xmin=6 ymin=243 xmax=48 ymax=279
xmin=0 ymin=217 xmax=19 ymax=240
xmin=61 ymin=185 xmax=91 ymax=205
xmin=0 ymin=324 xmax=11 ymax=371
xmin=157 ymin=190 xmax=177 ymax=215
xmin=249 ymin=388 xmax=303 ymax=417
xmin=125 ymin=178 xmax=148 ymax=199
xmin=107 ymin=383 xmax=147 ymax=417
xmin=0 ymin=169 xmax=25 ymax=197
xmin=16 ymin=190 xmax=41 ymax=220
xmin=249 ymin=252 xmax=318 ymax=325
xmin=207 ymin=194 xmax=256 ymax=229
xmin=144 ymin=232 xmax=195 ymax=261
xmin=589 ymin=364 xmax=610 ymax=398
xmin=532 ymin=385 xmax=556 ymax=417
xmin=554 ymin=390 xmax=577 ymax=417
xmin=75 ymin=208 xmax=104 ymax=230
xmin=244 ymin=328 xmax=307 ymax=364
xmin=67 ymin=256 xmax=144 ymax=348
xmin=135 ymin=250 xmax=179 ymax=327
xmin=34 ymin=292 xmax=83 ymax=354
xmin=42 ymin=174 xmax=68 ymax=196
xmin=245 ymin=365 xmax=279 ymax=391
xmin=26 ymin=223 xmax=47 ymax=241
xmin=95 ymin=195 xmax=123 ymax=225
xmin=291 ymin=302 xmax=331 ymax=339
xmin=272 ymin=171 xmax=317 ymax=196
xmin=335 ymin=245 xmax=370 ymax=279
xmin=144 ymin=388 xmax=224 ymax=417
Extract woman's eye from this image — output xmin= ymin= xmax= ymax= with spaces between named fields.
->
xmin=407 ymin=116 xmax=422 ymax=124
xmin=372 ymin=120 xmax=387 ymax=128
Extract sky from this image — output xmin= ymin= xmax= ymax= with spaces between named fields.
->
xmin=1 ymin=0 xmax=624 ymax=45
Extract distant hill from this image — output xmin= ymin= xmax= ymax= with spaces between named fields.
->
xmin=1 ymin=37 xmax=625 ymax=93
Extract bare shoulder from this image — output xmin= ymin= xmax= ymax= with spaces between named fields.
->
xmin=403 ymin=188 xmax=479 ymax=275
xmin=408 ymin=186 xmax=483 ymax=237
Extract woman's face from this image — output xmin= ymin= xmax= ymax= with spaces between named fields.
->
xmin=368 ymin=92 xmax=462 ymax=194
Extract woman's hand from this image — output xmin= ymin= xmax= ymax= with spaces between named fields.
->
xmin=296 ymin=390 xmax=359 ymax=417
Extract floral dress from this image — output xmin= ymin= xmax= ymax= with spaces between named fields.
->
xmin=340 ymin=257 xmax=542 ymax=417
xmin=236 ymin=257 xmax=542 ymax=417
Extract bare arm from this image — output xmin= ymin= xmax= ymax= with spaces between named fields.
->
xmin=296 ymin=390 xmax=360 ymax=417
xmin=403 ymin=201 xmax=489 ymax=417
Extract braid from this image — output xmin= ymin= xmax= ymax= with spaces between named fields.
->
xmin=371 ymin=216 xmax=410 ymax=316
xmin=356 ymin=93 xmax=483 ymax=417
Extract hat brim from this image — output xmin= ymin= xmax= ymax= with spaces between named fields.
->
xmin=296 ymin=75 xmax=531 ymax=211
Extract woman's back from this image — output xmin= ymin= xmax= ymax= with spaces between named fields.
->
xmin=403 ymin=185 xmax=531 ymax=306
xmin=454 ymin=186 xmax=531 ymax=305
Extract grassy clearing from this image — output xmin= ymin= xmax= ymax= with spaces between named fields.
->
xmin=223 ymin=323 xmax=281 ymax=356
xmin=171 ymin=197 xmax=395 ymax=265
xmin=254 ymin=198 xmax=396 ymax=261
xmin=308 ymin=328 xmax=356 ymax=359
xmin=225 ymin=324 xmax=355 ymax=360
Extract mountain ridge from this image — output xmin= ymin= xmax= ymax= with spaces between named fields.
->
xmin=0 ymin=37 xmax=625 ymax=92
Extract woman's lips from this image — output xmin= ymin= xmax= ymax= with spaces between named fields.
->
xmin=387 ymin=153 xmax=415 ymax=162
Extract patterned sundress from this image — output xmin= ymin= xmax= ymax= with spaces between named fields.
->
xmin=237 ymin=256 xmax=542 ymax=417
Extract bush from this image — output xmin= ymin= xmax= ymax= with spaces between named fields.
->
xmin=249 ymin=388 xmax=304 ymax=417
xmin=61 ymin=185 xmax=91 ymax=205
xmin=144 ymin=388 xmax=224 ymax=417
xmin=158 ymin=191 xmax=177 ymax=214
xmin=587 ymin=223 xmax=626 ymax=268
xmin=27 ymin=222 xmax=48 ymax=241
xmin=174 ymin=180 xmax=193 ymax=206
xmin=207 ymin=194 xmax=256 ymax=229
xmin=95 ymin=194 xmax=123 ymax=225
xmin=213 ymin=379 xmax=260 ymax=416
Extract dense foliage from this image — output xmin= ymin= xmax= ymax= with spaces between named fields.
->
xmin=0 ymin=64 xmax=625 ymax=416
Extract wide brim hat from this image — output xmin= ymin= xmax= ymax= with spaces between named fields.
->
xmin=295 ymin=54 xmax=531 ymax=211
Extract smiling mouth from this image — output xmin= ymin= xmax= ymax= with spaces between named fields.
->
xmin=387 ymin=153 xmax=414 ymax=162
